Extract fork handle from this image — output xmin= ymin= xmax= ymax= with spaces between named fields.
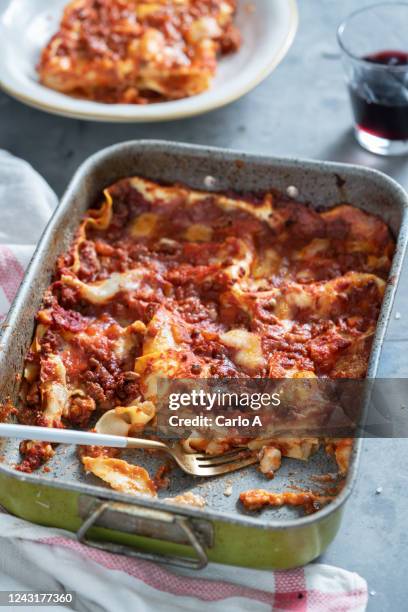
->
xmin=125 ymin=437 xmax=169 ymax=452
xmin=0 ymin=423 xmax=170 ymax=452
xmin=0 ymin=424 xmax=128 ymax=447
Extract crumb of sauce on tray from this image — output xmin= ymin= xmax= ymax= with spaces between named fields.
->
xmin=311 ymin=473 xmax=338 ymax=483
xmin=82 ymin=455 xmax=157 ymax=497
xmin=77 ymin=443 xmax=120 ymax=460
xmin=164 ymin=492 xmax=206 ymax=508
xmin=153 ymin=460 xmax=174 ymax=490
xmin=224 ymin=483 xmax=233 ymax=497
xmin=239 ymin=489 xmax=332 ymax=514
xmin=15 ymin=441 xmax=55 ymax=473
xmin=0 ymin=399 xmax=17 ymax=423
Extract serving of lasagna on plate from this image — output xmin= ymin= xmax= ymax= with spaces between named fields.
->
xmin=37 ymin=0 xmax=241 ymax=104
xmin=17 ymin=176 xmax=394 ymax=513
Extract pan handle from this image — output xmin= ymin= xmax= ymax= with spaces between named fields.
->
xmin=76 ymin=499 xmax=212 ymax=569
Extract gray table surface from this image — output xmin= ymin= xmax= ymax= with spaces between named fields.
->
xmin=1 ymin=0 xmax=407 ymax=609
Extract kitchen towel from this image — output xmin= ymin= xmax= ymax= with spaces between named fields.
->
xmin=0 ymin=150 xmax=57 ymax=320
xmin=0 ymin=151 xmax=368 ymax=612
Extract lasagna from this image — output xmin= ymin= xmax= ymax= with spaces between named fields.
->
xmin=18 ymin=176 xmax=395 ymax=512
xmin=37 ymin=0 xmax=241 ymax=104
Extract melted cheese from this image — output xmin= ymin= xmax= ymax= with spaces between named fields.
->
xmin=285 ymin=287 xmax=314 ymax=310
xmin=130 ymin=213 xmax=158 ymax=238
xmin=272 ymin=272 xmax=385 ymax=321
xmin=253 ymin=249 xmax=282 ymax=278
xmin=40 ymin=354 xmax=69 ymax=424
xmin=61 ymin=268 xmax=149 ymax=304
xmin=128 ymin=178 xmax=275 ymax=228
xmin=216 ymin=192 xmax=274 ymax=224
xmin=294 ymin=238 xmax=330 ymax=260
xmin=220 ymin=329 xmax=265 ymax=371
xmin=112 ymin=321 xmax=146 ymax=360
xmin=223 ymin=240 xmax=254 ymax=280
xmin=142 ymin=308 xmax=179 ymax=355
xmin=184 ymin=223 xmax=213 ymax=242
xmin=135 ymin=352 xmax=184 ymax=399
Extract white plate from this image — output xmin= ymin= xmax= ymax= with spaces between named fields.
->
xmin=0 ymin=0 xmax=298 ymax=122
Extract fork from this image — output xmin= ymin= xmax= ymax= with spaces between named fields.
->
xmin=0 ymin=424 xmax=257 ymax=477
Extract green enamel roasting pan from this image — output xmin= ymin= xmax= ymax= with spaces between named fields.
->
xmin=0 ymin=141 xmax=407 ymax=570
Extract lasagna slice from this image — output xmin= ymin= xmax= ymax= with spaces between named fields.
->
xmin=37 ymin=0 xmax=241 ymax=103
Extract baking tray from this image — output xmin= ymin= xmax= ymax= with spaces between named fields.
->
xmin=0 ymin=141 xmax=407 ymax=570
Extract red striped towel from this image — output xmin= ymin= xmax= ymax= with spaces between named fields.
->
xmin=0 ymin=244 xmax=27 ymax=319
xmin=0 ymin=514 xmax=368 ymax=612
xmin=0 ymin=151 xmax=368 ymax=611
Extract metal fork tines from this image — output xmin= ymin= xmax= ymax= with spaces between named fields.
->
xmin=171 ymin=446 xmax=258 ymax=476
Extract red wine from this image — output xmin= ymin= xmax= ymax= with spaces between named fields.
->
xmin=348 ymin=50 xmax=408 ymax=141
xmin=364 ymin=50 xmax=408 ymax=67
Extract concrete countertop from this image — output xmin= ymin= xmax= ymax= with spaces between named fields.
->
xmin=0 ymin=0 xmax=407 ymax=609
